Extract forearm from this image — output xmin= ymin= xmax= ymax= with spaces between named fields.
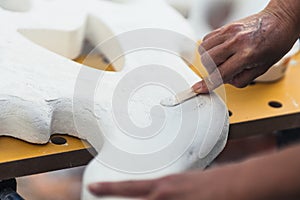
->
xmin=264 ymin=0 xmax=300 ymax=37
xmin=236 ymin=144 xmax=300 ymax=200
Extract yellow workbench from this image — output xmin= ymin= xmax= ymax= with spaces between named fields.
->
xmin=0 ymin=50 xmax=299 ymax=180
xmin=227 ymin=52 xmax=300 ymax=139
xmin=0 ymin=135 xmax=94 ymax=180
xmin=191 ymin=49 xmax=300 ymax=139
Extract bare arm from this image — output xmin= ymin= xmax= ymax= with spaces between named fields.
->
xmin=236 ymin=144 xmax=300 ymax=200
xmin=193 ymin=0 xmax=300 ymax=93
xmin=89 ymin=144 xmax=300 ymax=199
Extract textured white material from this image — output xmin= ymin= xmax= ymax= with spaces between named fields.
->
xmin=1 ymin=0 xmax=87 ymax=144
xmin=0 ymin=1 xmax=229 ymax=200
xmin=0 ymin=0 xmax=194 ymax=143
xmin=160 ymin=88 xmax=198 ymax=107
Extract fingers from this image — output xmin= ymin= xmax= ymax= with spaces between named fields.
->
xmin=193 ymin=54 xmax=250 ymax=93
xmin=202 ymin=28 xmax=222 ymax=42
xmin=147 ymin=186 xmax=178 ymax=200
xmin=146 ymin=175 xmax=186 ymax=200
xmin=192 ymin=65 xmax=228 ymax=94
xmin=201 ymin=42 xmax=235 ymax=74
xmin=200 ymin=34 xmax=228 ymax=54
xmin=192 ymin=66 xmax=227 ymax=93
xmin=228 ymin=67 xmax=267 ymax=88
xmin=192 ymin=80 xmax=209 ymax=94
xmin=201 ymin=22 xmax=243 ymax=52
xmin=193 ymin=65 xmax=265 ymax=93
xmin=216 ymin=54 xmax=247 ymax=83
xmin=193 ymin=65 xmax=267 ymax=93
xmin=89 ymin=180 xmax=156 ymax=198
xmin=196 ymin=14 xmax=279 ymax=92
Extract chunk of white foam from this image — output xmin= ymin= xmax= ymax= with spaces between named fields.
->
xmin=0 ymin=1 xmax=229 ymax=200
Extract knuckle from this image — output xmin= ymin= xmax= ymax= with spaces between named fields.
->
xmin=203 ymin=29 xmax=220 ymax=41
xmin=221 ymin=23 xmax=243 ymax=34
xmin=220 ymin=43 xmax=233 ymax=54
xmin=202 ymin=34 xmax=210 ymax=42
xmin=225 ymin=38 xmax=238 ymax=51
xmin=231 ymin=33 xmax=246 ymax=45
xmin=236 ymin=32 xmax=247 ymax=41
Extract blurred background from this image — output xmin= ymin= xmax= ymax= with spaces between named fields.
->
xmin=167 ymin=0 xmax=269 ymax=39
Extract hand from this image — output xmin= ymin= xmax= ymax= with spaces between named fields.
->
xmin=193 ymin=3 xmax=300 ymax=93
xmin=88 ymin=145 xmax=300 ymax=200
xmin=88 ymin=166 xmax=242 ymax=200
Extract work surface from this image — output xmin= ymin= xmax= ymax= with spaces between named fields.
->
xmin=0 ymin=135 xmax=94 ymax=180
xmin=0 ymin=51 xmax=300 ymax=180
xmin=227 ymin=52 xmax=300 ymax=138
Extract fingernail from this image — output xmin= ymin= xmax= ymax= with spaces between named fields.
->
xmin=192 ymin=82 xmax=203 ymax=93
xmin=195 ymin=88 xmax=202 ymax=93
xmin=192 ymin=84 xmax=201 ymax=94
xmin=193 ymin=81 xmax=209 ymax=94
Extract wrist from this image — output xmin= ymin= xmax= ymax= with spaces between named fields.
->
xmin=263 ymin=0 xmax=300 ymax=36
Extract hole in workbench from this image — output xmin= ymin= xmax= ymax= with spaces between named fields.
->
xmin=50 ymin=136 xmax=67 ymax=145
xmin=228 ymin=110 xmax=233 ymax=117
xmin=268 ymin=101 xmax=283 ymax=108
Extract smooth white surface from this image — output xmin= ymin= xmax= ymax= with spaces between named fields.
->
xmin=0 ymin=0 xmax=31 ymax=12
xmin=83 ymin=93 xmax=229 ymax=199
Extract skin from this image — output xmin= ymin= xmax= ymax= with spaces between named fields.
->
xmin=89 ymin=145 xmax=300 ymax=200
xmin=193 ymin=0 xmax=300 ymax=93
xmin=89 ymin=0 xmax=300 ymax=199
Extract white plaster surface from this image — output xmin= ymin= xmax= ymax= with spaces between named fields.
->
xmin=0 ymin=0 xmax=196 ymax=144
xmin=0 ymin=1 xmax=229 ymax=199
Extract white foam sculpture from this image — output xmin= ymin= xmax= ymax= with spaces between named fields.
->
xmin=0 ymin=0 xmax=229 ymax=199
